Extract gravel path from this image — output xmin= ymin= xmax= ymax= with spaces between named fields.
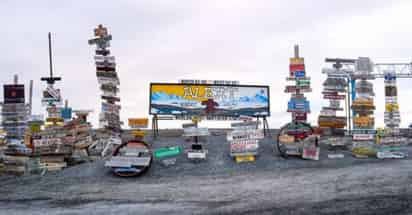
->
xmin=1 ymin=130 xmax=411 ymax=214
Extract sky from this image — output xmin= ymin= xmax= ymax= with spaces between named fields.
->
xmin=2 ymin=0 xmax=412 ymax=129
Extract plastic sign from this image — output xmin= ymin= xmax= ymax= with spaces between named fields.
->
xmin=153 ymin=146 xmax=182 ymax=159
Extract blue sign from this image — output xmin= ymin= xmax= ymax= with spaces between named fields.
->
xmin=61 ymin=107 xmax=72 ymax=120
xmin=294 ymin=71 xmax=305 ymax=78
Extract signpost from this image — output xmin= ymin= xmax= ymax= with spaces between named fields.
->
xmin=278 ymin=45 xmax=316 ymax=158
xmin=1 ymin=75 xmax=29 ymax=140
xmin=89 ymin=24 xmax=122 ymax=132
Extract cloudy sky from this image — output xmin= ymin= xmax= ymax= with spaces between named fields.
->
xmin=2 ymin=0 xmax=412 ymax=128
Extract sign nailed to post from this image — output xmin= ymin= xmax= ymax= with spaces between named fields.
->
xmin=149 ymin=83 xmax=270 ymax=117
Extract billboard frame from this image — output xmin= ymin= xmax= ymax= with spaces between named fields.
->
xmin=149 ymin=82 xmax=271 ymax=117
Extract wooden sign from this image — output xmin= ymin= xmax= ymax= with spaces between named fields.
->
xmin=128 ymin=118 xmax=149 ymax=128
xmin=324 ymin=94 xmax=345 ymax=100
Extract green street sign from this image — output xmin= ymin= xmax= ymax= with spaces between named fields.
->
xmin=154 ymin=146 xmax=182 ymax=159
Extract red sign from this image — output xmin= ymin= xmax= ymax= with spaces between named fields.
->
xmin=290 ymin=64 xmax=305 ymax=72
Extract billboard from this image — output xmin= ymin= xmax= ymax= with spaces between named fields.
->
xmin=4 ymin=84 xmax=25 ymax=104
xmin=149 ymin=83 xmax=270 ymax=117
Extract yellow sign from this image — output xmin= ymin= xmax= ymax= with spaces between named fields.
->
xmin=128 ymin=118 xmax=149 ymax=128
xmin=385 ymin=103 xmax=399 ymax=112
xmin=131 ymin=130 xmax=146 ymax=137
xmin=290 ymin=57 xmax=304 ymax=65
xmin=235 ymin=155 xmax=255 ymax=163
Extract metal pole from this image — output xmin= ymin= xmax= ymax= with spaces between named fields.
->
xmin=14 ymin=74 xmax=18 ymax=85
xmin=29 ymin=80 xmax=33 ymax=115
xmin=48 ymin=32 xmax=54 ymax=78
xmin=294 ymin=45 xmax=299 ymax=58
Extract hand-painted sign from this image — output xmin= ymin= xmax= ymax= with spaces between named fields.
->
xmin=150 ymin=83 xmax=270 ymax=117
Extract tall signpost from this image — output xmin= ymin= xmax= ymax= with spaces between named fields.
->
xmin=319 ymin=60 xmax=350 ymax=135
xmin=277 ymin=45 xmax=316 ymax=159
xmin=88 ymin=25 xmax=122 ymax=133
xmin=351 ymin=58 xmax=376 ymax=157
xmin=41 ymin=33 xmax=63 ymax=128
xmin=377 ymin=71 xmax=407 ymax=158
xmin=1 ymin=75 xmax=29 ymax=141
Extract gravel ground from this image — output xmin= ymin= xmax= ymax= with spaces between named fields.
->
xmin=0 ymin=129 xmax=412 ymax=215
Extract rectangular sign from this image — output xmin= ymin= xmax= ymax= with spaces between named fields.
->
xmin=149 ymin=83 xmax=270 ymax=117
xmin=4 ymin=85 xmax=25 ymax=104
xmin=353 ymin=134 xmax=375 ymax=140
xmin=128 ymin=118 xmax=149 ymax=128
xmin=324 ymin=94 xmax=345 ymax=100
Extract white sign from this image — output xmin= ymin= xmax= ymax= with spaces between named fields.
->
xmin=227 ymin=129 xmax=264 ymax=141
xmin=353 ymin=134 xmax=375 ymax=140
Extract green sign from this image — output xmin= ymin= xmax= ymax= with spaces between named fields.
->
xmin=297 ymin=80 xmax=310 ymax=86
xmin=154 ymin=146 xmax=182 ymax=159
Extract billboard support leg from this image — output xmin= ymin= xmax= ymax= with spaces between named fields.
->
xmin=152 ymin=115 xmax=159 ymax=139
xmin=263 ymin=117 xmax=270 ymax=136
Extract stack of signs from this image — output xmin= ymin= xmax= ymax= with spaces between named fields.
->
xmin=285 ymin=45 xmax=311 ymax=123
xmin=351 ymin=58 xmax=376 ymax=158
xmin=377 ymin=72 xmax=407 ymax=159
xmin=228 ymin=120 xmax=263 ymax=163
xmin=64 ymin=112 xmax=93 ymax=160
xmin=88 ymin=25 xmax=121 ymax=132
xmin=182 ymin=123 xmax=209 ymax=160
xmin=2 ymin=154 xmax=45 ymax=175
xmin=318 ymin=68 xmax=347 ymax=130
xmin=2 ymin=84 xmax=29 ymax=140
xmin=31 ymin=128 xmax=74 ymax=171
xmin=41 ymin=83 xmax=64 ymax=128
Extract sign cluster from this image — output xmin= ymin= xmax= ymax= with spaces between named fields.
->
xmin=351 ymin=58 xmax=376 ymax=157
xmin=285 ymin=45 xmax=311 ymax=122
xmin=318 ymin=67 xmax=347 ymax=129
xmin=228 ymin=120 xmax=263 ymax=162
xmin=377 ymin=71 xmax=407 ymax=158
xmin=2 ymin=84 xmax=29 ymax=139
xmin=88 ymin=25 xmax=121 ymax=132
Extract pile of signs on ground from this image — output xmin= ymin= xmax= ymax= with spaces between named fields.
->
xmin=105 ymin=118 xmax=152 ymax=177
xmin=154 ymin=146 xmax=182 ymax=166
xmin=377 ymin=72 xmax=407 ymax=159
xmin=105 ymin=138 xmax=152 ymax=177
xmin=182 ymin=117 xmax=209 ymax=160
xmin=228 ymin=119 xmax=263 ymax=163
xmin=3 ymin=142 xmax=46 ymax=175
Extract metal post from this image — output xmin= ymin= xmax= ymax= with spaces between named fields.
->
xmin=48 ymin=32 xmax=54 ymax=78
xmin=29 ymin=80 xmax=33 ymax=115
xmin=294 ymin=45 xmax=299 ymax=58
xmin=14 ymin=74 xmax=18 ymax=85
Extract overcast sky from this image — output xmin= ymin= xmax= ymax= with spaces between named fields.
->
xmin=2 ymin=0 xmax=412 ymax=128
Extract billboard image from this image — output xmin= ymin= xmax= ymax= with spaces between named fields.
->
xmin=4 ymin=84 xmax=25 ymax=104
xmin=150 ymin=83 xmax=270 ymax=117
